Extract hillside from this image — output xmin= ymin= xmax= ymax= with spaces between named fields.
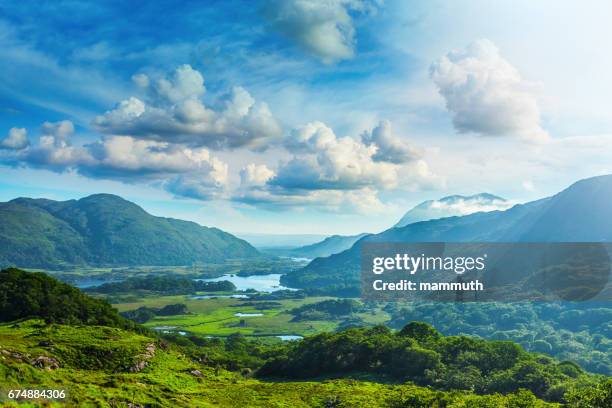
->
xmin=272 ymin=233 xmax=370 ymax=259
xmin=0 ymin=194 xmax=259 ymax=269
xmin=282 ymin=174 xmax=612 ymax=293
xmin=0 ymin=268 xmax=136 ymax=329
xmin=1 ymin=321 xmax=576 ymax=407
xmin=394 ymin=193 xmax=510 ymax=228
xmin=0 ymin=269 xmax=609 ymax=406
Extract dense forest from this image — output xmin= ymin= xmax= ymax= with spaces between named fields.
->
xmin=85 ymin=275 xmax=236 ymax=294
xmin=385 ymin=302 xmax=612 ymax=376
xmin=0 ymin=268 xmax=135 ymax=330
xmin=120 ymin=303 xmax=189 ymax=323
xmin=290 ymin=299 xmax=365 ymax=321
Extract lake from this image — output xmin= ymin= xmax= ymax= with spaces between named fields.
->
xmin=190 ymin=294 xmax=250 ymax=299
xmin=73 ymin=278 xmax=123 ymax=288
xmin=205 ymin=334 xmax=303 ymax=341
xmin=197 ymin=273 xmax=294 ymax=292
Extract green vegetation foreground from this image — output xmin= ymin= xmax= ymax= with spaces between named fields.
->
xmin=0 ymin=269 xmax=610 ymax=407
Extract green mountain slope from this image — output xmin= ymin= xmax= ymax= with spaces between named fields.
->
xmin=0 ymin=194 xmax=259 ymax=268
xmin=0 ymin=320 xmax=572 ymax=407
xmin=282 ymin=174 xmax=612 ymax=293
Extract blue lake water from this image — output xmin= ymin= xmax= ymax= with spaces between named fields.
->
xmin=73 ymin=278 xmax=122 ymax=288
xmin=276 ymin=335 xmax=303 ymax=341
xmin=190 ymin=294 xmax=250 ymax=299
xmin=197 ymin=273 xmax=294 ymax=292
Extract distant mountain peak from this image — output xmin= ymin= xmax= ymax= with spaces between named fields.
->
xmin=394 ymin=193 xmax=511 ymax=228
xmin=272 ymin=233 xmax=370 ymax=259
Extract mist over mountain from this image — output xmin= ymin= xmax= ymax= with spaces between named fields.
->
xmin=269 ymin=233 xmax=370 ymax=259
xmin=394 ymin=193 xmax=511 ymax=228
xmin=0 ymin=194 xmax=259 ymax=269
xmin=282 ymin=174 xmax=612 ymax=293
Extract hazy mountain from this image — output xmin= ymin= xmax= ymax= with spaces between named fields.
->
xmin=394 ymin=193 xmax=511 ymax=228
xmin=0 ymin=193 xmax=259 ymax=269
xmin=282 ymin=174 xmax=612 ymax=293
xmin=276 ymin=233 xmax=370 ymax=259
xmin=235 ymin=233 xmax=327 ymax=249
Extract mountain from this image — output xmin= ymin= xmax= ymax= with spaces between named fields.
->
xmin=235 ymin=233 xmax=327 ymax=249
xmin=273 ymin=233 xmax=370 ymax=259
xmin=282 ymin=175 xmax=612 ymax=293
xmin=394 ymin=193 xmax=511 ymax=228
xmin=0 ymin=193 xmax=259 ymax=269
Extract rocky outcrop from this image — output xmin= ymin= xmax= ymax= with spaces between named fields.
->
xmin=31 ymin=355 xmax=60 ymax=370
xmin=129 ymin=343 xmax=156 ymax=373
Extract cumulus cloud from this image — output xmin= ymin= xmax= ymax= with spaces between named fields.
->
xmin=0 ymin=121 xmax=228 ymax=200
xmin=1 ymin=117 xmax=441 ymax=212
xmin=361 ymin=120 xmax=421 ymax=164
xmin=240 ymin=163 xmax=275 ymax=187
xmin=236 ymin=120 xmax=443 ymax=212
xmin=94 ymin=65 xmax=282 ymax=150
xmin=430 ymin=39 xmax=548 ymax=142
xmin=275 ymin=121 xmax=398 ymax=190
xmin=263 ymin=0 xmax=376 ymax=63
xmin=0 ymin=127 xmax=29 ymax=150
xmin=24 ymin=121 xmax=94 ymax=171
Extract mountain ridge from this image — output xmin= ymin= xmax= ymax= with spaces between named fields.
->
xmin=0 ymin=193 xmax=260 ymax=269
xmin=394 ymin=193 xmax=511 ymax=228
xmin=282 ymin=174 xmax=612 ymax=293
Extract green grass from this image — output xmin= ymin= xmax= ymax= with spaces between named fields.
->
xmin=0 ymin=320 xmax=558 ymax=407
xmin=112 ymin=295 xmax=351 ymax=336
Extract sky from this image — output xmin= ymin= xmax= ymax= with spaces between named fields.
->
xmin=1 ymin=0 xmax=612 ymax=236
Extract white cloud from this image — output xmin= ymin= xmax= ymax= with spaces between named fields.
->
xmin=236 ymin=185 xmax=388 ymax=214
xmin=0 ymin=121 xmax=228 ymax=200
xmin=235 ymin=120 xmax=443 ymax=211
xmin=0 ymin=127 xmax=29 ymax=150
xmin=94 ymin=65 xmax=282 ymax=150
xmin=522 ymin=180 xmax=535 ymax=192
xmin=430 ymin=39 xmax=548 ymax=142
xmin=361 ymin=120 xmax=421 ymax=164
xmin=153 ymin=64 xmax=205 ymax=103
xmin=276 ymin=121 xmax=398 ymax=190
xmin=263 ymin=0 xmax=375 ymax=63
xmin=396 ymin=193 xmax=513 ymax=227
xmin=40 ymin=120 xmax=75 ymax=142
xmin=240 ymin=163 xmax=275 ymax=187
xmin=24 ymin=121 xmax=94 ymax=171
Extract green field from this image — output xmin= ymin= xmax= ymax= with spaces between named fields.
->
xmin=111 ymin=294 xmax=390 ymax=337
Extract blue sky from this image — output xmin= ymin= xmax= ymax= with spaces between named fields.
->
xmin=1 ymin=0 xmax=612 ymax=236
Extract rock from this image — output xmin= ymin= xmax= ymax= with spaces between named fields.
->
xmin=10 ymin=352 xmax=24 ymax=361
xmin=142 ymin=343 xmax=156 ymax=359
xmin=31 ymin=356 xmax=60 ymax=370
xmin=127 ymin=343 xmax=156 ymax=373
xmin=129 ymin=360 xmax=148 ymax=373
xmin=189 ymin=369 xmax=204 ymax=377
